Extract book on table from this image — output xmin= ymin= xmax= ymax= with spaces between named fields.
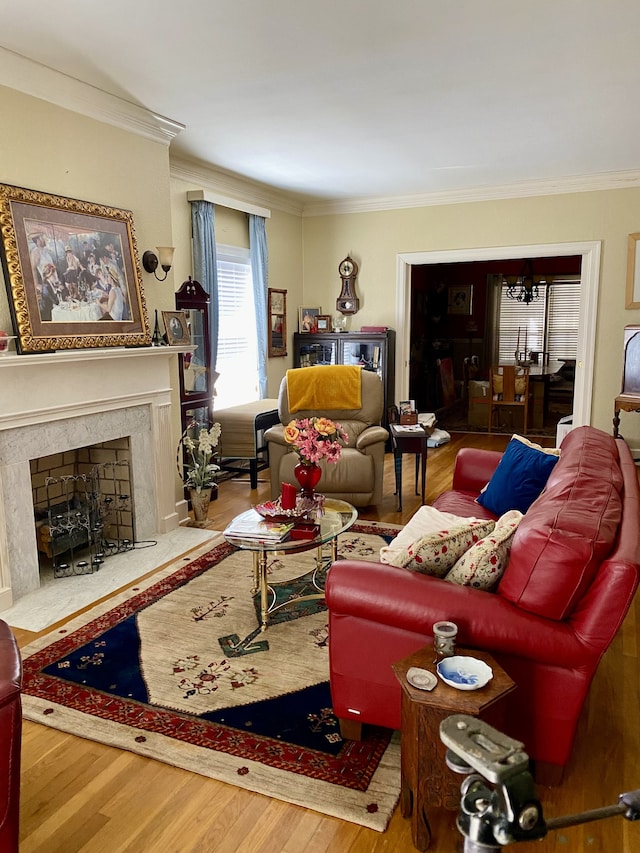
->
xmin=390 ymin=423 xmax=426 ymax=437
xmin=225 ymin=511 xmax=295 ymax=542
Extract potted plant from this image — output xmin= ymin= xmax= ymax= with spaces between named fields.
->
xmin=177 ymin=422 xmax=221 ymax=525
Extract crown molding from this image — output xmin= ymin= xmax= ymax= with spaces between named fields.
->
xmin=170 ymin=156 xmax=305 ymax=217
xmin=0 ymin=47 xmax=184 ymax=145
xmin=301 ymin=169 xmax=640 ymax=217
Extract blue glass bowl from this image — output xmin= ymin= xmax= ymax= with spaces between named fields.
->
xmin=436 ymin=656 xmax=493 ymax=691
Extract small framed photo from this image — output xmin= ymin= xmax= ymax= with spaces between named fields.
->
xmin=447 ymin=284 xmax=473 ymax=315
xmin=299 ymin=306 xmax=321 ymax=333
xmin=162 ymin=310 xmax=190 ymax=345
xmin=399 ymin=400 xmax=416 ymax=415
xmin=316 ymin=314 xmax=332 ymax=332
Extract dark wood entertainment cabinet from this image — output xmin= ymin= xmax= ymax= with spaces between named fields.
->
xmin=292 ymin=330 xmax=396 ymax=425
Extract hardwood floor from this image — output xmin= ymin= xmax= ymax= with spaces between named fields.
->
xmin=12 ymin=433 xmax=640 ymax=852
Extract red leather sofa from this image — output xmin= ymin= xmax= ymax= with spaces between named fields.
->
xmin=0 ymin=620 xmax=22 ymax=852
xmin=326 ymin=426 xmax=640 ymax=780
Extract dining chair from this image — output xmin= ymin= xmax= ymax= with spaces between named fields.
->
xmin=488 ymin=364 xmax=530 ymax=433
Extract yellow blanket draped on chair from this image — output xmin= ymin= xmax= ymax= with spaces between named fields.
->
xmin=287 ymin=366 xmax=362 ymax=413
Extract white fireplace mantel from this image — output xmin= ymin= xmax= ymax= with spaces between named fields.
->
xmin=0 ymin=346 xmax=190 ymax=611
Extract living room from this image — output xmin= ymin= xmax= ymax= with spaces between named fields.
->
xmin=2 ymin=4 xmax=640 ymax=849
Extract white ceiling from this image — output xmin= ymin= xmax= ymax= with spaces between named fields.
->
xmin=2 ymin=0 xmax=640 ymax=205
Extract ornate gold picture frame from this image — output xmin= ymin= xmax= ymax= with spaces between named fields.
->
xmin=0 ymin=183 xmax=151 ymax=352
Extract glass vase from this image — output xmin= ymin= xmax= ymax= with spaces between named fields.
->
xmin=293 ymin=461 xmax=322 ymax=499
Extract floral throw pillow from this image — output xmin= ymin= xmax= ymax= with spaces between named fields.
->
xmin=445 ymin=510 xmax=523 ymax=590
xmin=387 ymin=519 xmax=497 ymax=576
xmin=379 ymin=505 xmax=491 ymax=565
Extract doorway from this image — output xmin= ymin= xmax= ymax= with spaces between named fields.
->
xmin=407 ymin=256 xmax=581 ymax=432
xmin=394 ymin=241 xmax=601 ymax=432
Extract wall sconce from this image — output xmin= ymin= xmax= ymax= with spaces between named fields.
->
xmin=142 ymin=246 xmax=175 ymax=281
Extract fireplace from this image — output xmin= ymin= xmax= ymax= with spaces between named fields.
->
xmin=0 ymin=346 xmax=186 ymax=611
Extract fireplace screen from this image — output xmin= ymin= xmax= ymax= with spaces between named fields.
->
xmin=35 ymin=461 xmax=134 ymax=577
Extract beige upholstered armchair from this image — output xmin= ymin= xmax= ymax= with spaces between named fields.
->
xmin=264 ymin=367 xmax=389 ymax=507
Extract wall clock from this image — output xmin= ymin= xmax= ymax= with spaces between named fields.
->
xmin=336 ymin=256 xmax=360 ymax=314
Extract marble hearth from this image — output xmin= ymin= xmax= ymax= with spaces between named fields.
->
xmin=0 ymin=346 xmax=188 ymax=611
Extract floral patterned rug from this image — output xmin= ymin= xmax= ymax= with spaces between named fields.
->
xmin=20 ymin=522 xmax=403 ymax=831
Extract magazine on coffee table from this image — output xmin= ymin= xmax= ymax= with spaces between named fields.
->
xmin=225 ymin=510 xmax=295 ymax=542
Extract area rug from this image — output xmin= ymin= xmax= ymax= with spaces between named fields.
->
xmin=21 ymin=521 xmax=403 ymax=831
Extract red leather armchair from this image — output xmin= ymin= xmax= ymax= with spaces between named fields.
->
xmin=0 ymin=620 xmax=22 ymax=852
xmin=326 ymin=427 xmax=640 ymax=781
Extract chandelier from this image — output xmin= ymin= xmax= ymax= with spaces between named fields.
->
xmin=505 ymin=259 xmax=541 ymax=304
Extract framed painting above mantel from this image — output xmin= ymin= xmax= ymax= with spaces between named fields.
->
xmin=0 ymin=183 xmax=151 ymax=353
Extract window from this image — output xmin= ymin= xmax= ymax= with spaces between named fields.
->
xmin=495 ymin=276 xmax=581 ymax=364
xmin=546 ymin=281 xmax=581 ymax=359
xmin=215 ymin=245 xmax=259 ymax=409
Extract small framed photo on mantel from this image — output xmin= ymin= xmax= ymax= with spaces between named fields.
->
xmin=162 ymin=310 xmax=190 ymax=346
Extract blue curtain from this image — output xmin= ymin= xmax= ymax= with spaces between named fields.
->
xmin=190 ymin=201 xmax=219 ymax=371
xmin=249 ymin=214 xmax=268 ymax=398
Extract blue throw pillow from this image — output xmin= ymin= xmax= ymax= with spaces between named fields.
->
xmin=477 ymin=437 xmax=559 ymax=516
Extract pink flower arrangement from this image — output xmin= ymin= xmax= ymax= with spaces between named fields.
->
xmin=283 ymin=416 xmax=348 ymax=464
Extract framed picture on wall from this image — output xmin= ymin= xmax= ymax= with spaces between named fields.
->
xmin=0 ymin=183 xmax=151 ymax=353
xmin=447 ymin=284 xmax=473 ymax=315
xmin=268 ymin=288 xmax=287 ymax=356
xmin=626 ymin=233 xmax=640 ymax=309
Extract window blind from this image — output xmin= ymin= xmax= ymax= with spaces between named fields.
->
xmin=547 ymin=281 xmax=580 ymax=359
xmin=215 ymin=245 xmax=259 ymax=409
xmin=497 ymin=277 xmax=580 ymax=364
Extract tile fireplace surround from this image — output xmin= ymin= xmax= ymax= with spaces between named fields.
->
xmin=0 ymin=346 xmax=188 ymax=612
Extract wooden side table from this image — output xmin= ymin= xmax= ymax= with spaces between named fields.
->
xmin=392 ymin=647 xmax=516 ymax=851
xmin=389 ymin=425 xmax=429 ymax=511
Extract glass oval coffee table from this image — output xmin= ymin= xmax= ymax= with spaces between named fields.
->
xmin=223 ymin=498 xmax=357 ymax=631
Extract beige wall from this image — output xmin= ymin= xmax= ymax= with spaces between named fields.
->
xmin=302 ymin=189 xmax=640 ymax=444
